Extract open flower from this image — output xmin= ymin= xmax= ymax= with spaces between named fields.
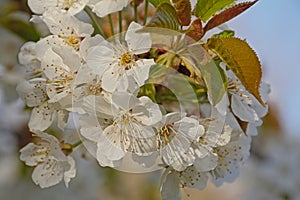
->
xmin=87 ymin=21 xmax=154 ymax=93
xmin=17 ymin=78 xmax=69 ymax=131
xmin=80 ymin=92 xmax=162 ymax=167
xmin=154 ymin=112 xmax=204 ymax=171
xmin=160 ymin=166 xmax=209 ymax=200
xmin=20 ymin=130 xmax=76 ymax=188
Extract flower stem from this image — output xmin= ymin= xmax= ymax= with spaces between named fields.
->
xmin=84 ymin=6 xmax=106 ymax=38
xmin=108 ymin=14 xmax=115 ymax=36
xmin=118 ymin=11 xmax=123 ymax=34
xmin=71 ymin=140 xmax=83 ymax=148
xmin=143 ymin=0 xmax=149 ymax=25
xmin=134 ymin=4 xmax=138 ymax=22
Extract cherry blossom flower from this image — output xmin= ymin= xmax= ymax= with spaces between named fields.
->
xmin=88 ymin=0 xmax=130 ymax=17
xmin=160 ymin=166 xmax=209 ymax=200
xmin=154 ymin=112 xmax=204 ymax=171
xmin=80 ymin=92 xmax=162 ymax=167
xmin=86 ymin=21 xmax=154 ymax=93
xmin=28 ymin=0 xmax=89 ymax=15
xmin=17 ymin=78 xmax=69 ymax=131
xmin=20 ymin=130 xmax=76 ymax=188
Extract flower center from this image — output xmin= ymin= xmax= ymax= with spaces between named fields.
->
xmin=119 ymin=52 xmax=135 ymax=70
xmin=88 ymin=81 xmax=103 ymax=95
xmin=157 ymin=125 xmax=176 ymax=148
xmin=65 ymin=35 xmax=82 ymax=51
xmin=62 ymin=0 xmax=78 ymax=10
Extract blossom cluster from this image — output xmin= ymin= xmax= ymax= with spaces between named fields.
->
xmin=17 ymin=1 xmax=269 ymax=199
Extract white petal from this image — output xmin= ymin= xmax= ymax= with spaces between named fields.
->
xmin=130 ymin=59 xmax=154 ymax=86
xmin=160 ymin=170 xmax=181 ymax=200
xmin=28 ymin=103 xmax=56 ymax=131
xmin=215 ymin=93 xmax=229 ymax=116
xmin=101 ymin=66 xmax=120 ymax=93
xmin=28 ymin=0 xmax=56 ymax=14
xmin=19 ymin=143 xmax=45 ymax=166
xmin=32 ymin=160 xmax=64 ymax=188
xmin=80 ymin=126 xmax=102 ymax=142
xmin=97 ymin=127 xmax=126 ymax=163
xmin=57 ymin=109 xmax=69 ymax=131
xmin=91 ymin=0 xmax=130 ymax=17
xmin=83 ymin=95 xmax=115 ymax=118
xmin=178 ymin=166 xmax=208 ymax=189
xmin=231 ymin=94 xmax=258 ymax=123
xmin=112 ymin=91 xmax=139 ymax=111
xmin=16 ymin=79 xmax=47 ymax=107
xmin=133 ymin=96 xmax=162 ymax=126
xmin=66 ymin=0 xmax=89 ymax=16
xmin=125 ymin=22 xmax=152 ymax=54
xmin=63 ymin=156 xmax=76 ymax=187
xmin=194 ymin=152 xmax=218 ymax=172
xmin=86 ymin=45 xmax=114 ymax=75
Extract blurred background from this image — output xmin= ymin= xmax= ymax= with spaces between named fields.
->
xmin=0 ymin=0 xmax=299 ymax=199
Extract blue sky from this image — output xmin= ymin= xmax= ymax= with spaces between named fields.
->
xmin=226 ymin=0 xmax=300 ymax=135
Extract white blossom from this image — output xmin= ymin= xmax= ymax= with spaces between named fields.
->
xmin=28 ymin=0 xmax=89 ymax=15
xmin=211 ymin=113 xmax=251 ymax=186
xmin=88 ymin=0 xmax=130 ymax=18
xmin=87 ymin=22 xmax=154 ymax=93
xmin=154 ymin=112 xmax=204 ymax=171
xmin=20 ymin=131 xmax=76 ymax=188
xmin=160 ymin=166 xmax=208 ymax=200
xmin=16 ymin=78 xmax=69 ymax=131
xmin=41 ymin=46 xmax=82 ymax=105
xmin=80 ymin=92 xmax=162 ymax=167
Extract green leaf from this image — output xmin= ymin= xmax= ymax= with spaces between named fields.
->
xmin=138 ymin=83 xmax=157 ymax=102
xmin=211 ymin=30 xmax=235 ymax=38
xmin=207 ymin=37 xmax=264 ymax=105
xmin=148 ymin=0 xmax=171 ymax=7
xmin=173 ymin=0 xmax=192 ymax=26
xmin=140 ymin=3 xmax=181 ymax=34
xmin=147 ymin=65 xmax=206 ymax=114
xmin=179 ymin=42 xmax=227 ymax=105
xmin=0 ymin=15 xmax=40 ymax=42
xmin=204 ymin=0 xmax=259 ymax=32
xmin=194 ymin=0 xmax=236 ymax=22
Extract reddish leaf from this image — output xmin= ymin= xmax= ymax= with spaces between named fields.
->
xmin=204 ymin=0 xmax=258 ymax=32
xmin=186 ymin=19 xmax=204 ymax=41
xmin=173 ymin=0 xmax=192 ymax=26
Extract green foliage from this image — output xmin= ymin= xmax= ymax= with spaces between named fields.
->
xmin=207 ymin=37 xmax=264 ymax=105
xmin=148 ymin=0 xmax=171 ymax=7
xmin=0 ymin=16 xmax=40 ymax=42
xmin=175 ymin=40 xmax=227 ymax=105
xmin=138 ymin=83 xmax=157 ymax=102
xmin=211 ymin=30 xmax=235 ymax=38
xmin=194 ymin=0 xmax=236 ymax=22
xmin=138 ymin=2 xmax=182 ymax=35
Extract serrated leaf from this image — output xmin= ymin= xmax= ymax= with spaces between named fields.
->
xmin=173 ymin=0 xmax=192 ymax=26
xmin=138 ymin=3 xmax=181 ymax=34
xmin=194 ymin=0 xmax=236 ymax=22
xmin=211 ymin=30 xmax=235 ymax=38
xmin=186 ymin=18 xmax=204 ymax=41
xmin=0 ymin=16 xmax=40 ymax=42
xmin=148 ymin=0 xmax=171 ymax=7
xmin=204 ymin=0 xmax=258 ymax=32
xmin=207 ymin=37 xmax=264 ymax=105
